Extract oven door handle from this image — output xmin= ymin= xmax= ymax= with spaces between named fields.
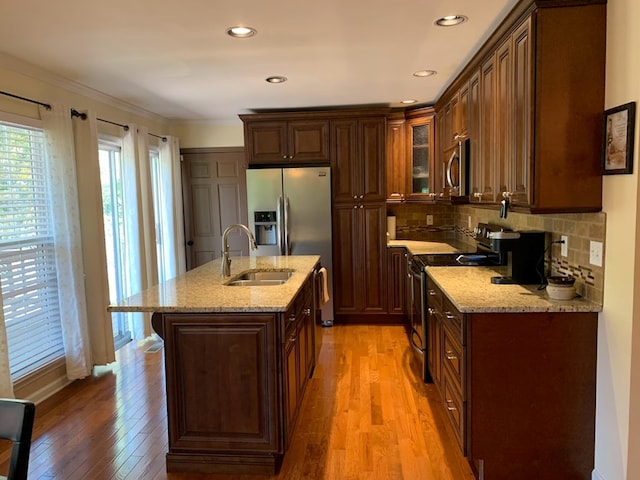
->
xmin=410 ymin=328 xmax=424 ymax=354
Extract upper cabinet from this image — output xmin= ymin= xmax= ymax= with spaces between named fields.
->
xmin=435 ymin=0 xmax=606 ymax=213
xmin=385 ymin=107 xmax=436 ymax=202
xmin=240 ymin=116 xmax=330 ymax=166
xmin=332 ymin=116 xmax=386 ymax=203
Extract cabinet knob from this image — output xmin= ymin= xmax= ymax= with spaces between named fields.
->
xmin=303 ymin=308 xmax=311 ymax=316
xmin=283 ymin=155 xmax=287 ymax=159
xmin=353 ymin=205 xmax=358 ymax=209
xmin=353 ymin=195 xmax=358 ymax=199
xmin=427 ymin=307 xmax=436 ymax=315
xmin=359 ymin=205 xmax=364 ymax=209
xmin=359 ymin=194 xmax=363 ymax=199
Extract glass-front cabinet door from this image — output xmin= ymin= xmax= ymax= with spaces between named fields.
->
xmin=405 ymin=110 xmax=435 ymax=200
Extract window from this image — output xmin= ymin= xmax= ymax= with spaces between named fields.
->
xmin=149 ymin=147 xmax=168 ymax=284
xmin=98 ymin=141 xmax=131 ymax=349
xmin=0 ymin=120 xmax=65 ymax=380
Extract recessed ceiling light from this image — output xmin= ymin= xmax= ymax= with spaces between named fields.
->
xmin=226 ymin=26 xmax=257 ymax=38
xmin=413 ymin=70 xmax=437 ymax=78
xmin=435 ymin=15 xmax=468 ymax=27
xmin=266 ymin=76 xmax=288 ymax=84
xmin=401 ymin=99 xmax=418 ymax=104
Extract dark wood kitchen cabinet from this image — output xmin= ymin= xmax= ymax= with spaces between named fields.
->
xmin=150 ymin=275 xmax=315 ymax=475
xmin=331 ymin=114 xmax=388 ymax=322
xmin=240 ymin=116 xmax=329 ymax=165
xmin=385 ymin=107 xmax=436 ymax=202
xmin=426 ymin=280 xmax=598 ymax=480
xmin=332 ymin=203 xmax=387 ymax=320
xmin=386 ymin=247 xmax=408 ymax=321
xmin=282 ymin=276 xmax=313 ymax=445
xmin=436 ymin=0 xmax=606 ymax=213
xmin=332 ymin=117 xmax=386 ymax=203
xmin=385 ymin=113 xmax=407 ymax=200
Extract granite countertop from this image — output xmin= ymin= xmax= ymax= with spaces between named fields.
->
xmin=108 ymin=255 xmax=320 ymax=313
xmin=387 ymin=239 xmax=476 ymax=255
xmin=426 ymin=266 xmax=602 ymax=313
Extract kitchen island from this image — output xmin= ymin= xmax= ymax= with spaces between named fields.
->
xmin=109 ymin=255 xmax=320 ymax=475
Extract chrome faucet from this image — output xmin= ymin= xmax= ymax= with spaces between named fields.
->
xmin=221 ymin=224 xmax=258 ymax=277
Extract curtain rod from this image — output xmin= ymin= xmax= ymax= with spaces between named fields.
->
xmin=70 ymin=108 xmax=167 ymax=142
xmin=0 ymin=90 xmax=51 ymax=110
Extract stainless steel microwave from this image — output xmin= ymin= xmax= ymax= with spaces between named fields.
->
xmin=446 ymin=137 xmax=470 ymax=198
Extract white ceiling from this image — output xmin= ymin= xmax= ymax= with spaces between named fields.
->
xmin=0 ymin=0 xmax=519 ymax=125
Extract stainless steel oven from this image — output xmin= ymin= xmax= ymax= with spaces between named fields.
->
xmin=407 ymin=248 xmax=497 ymax=383
xmin=408 ymin=254 xmax=430 ymax=382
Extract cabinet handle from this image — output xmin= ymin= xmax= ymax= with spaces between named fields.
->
xmin=427 ymin=307 xmax=436 ymax=315
xmin=446 ymin=399 xmax=457 ymax=412
xmin=445 ymin=350 xmax=458 ymax=361
xmin=445 ymin=312 xmax=456 ymax=320
xmin=427 ymin=289 xmax=437 ymax=296
xmin=288 ymin=314 xmax=296 ymax=323
xmin=290 ymin=334 xmax=297 ymax=342
xmin=303 ymin=308 xmax=311 ymax=316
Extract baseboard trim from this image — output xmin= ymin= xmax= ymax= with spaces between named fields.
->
xmin=592 ymin=468 xmax=605 ymax=480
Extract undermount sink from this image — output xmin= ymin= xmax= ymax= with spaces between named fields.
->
xmin=225 ymin=269 xmax=294 ymax=286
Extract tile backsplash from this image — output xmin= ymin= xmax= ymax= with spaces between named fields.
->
xmin=387 ymin=203 xmax=606 ymax=305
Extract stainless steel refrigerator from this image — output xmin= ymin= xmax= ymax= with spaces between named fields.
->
xmin=246 ymin=167 xmax=334 ymax=324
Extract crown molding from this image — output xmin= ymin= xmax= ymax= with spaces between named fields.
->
xmin=0 ymin=51 xmax=169 ymax=124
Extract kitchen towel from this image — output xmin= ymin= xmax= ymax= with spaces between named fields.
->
xmin=387 ymin=216 xmax=397 ymax=240
xmin=319 ymin=267 xmax=330 ymax=305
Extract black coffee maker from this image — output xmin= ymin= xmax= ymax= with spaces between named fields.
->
xmin=487 ymin=229 xmax=545 ymax=284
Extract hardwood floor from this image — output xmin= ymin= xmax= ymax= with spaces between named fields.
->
xmin=0 ymin=325 xmax=474 ymax=480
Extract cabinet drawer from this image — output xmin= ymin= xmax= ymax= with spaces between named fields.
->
xmin=425 ymin=279 xmax=443 ymax=311
xmin=442 ymin=327 xmax=464 ymax=397
xmin=442 ymin=297 xmax=464 ymax=344
xmin=442 ymin=368 xmax=465 ymax=452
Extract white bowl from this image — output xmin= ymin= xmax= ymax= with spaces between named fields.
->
xmin=546 ymin=284 xmax=576 ymax=300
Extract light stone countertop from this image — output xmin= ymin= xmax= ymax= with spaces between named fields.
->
xmin=387 ymin=239 xmax=476 ymax=255
xmin=426 ymin=266 xmax=602 ymax=313
xmin=108 ymin=255 xmax=320 ymax=313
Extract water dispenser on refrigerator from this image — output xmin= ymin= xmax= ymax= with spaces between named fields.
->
xmin=254 ymin=211 xmax=277 ymax=247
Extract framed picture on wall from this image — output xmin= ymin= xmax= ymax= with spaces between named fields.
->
xmin=602 ymin=101 xmax=636 ymax=175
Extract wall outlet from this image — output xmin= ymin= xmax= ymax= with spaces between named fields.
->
xmin=590 ymin=240 xmax=603 ymax=267
xmin=561 ymin=235 xmax=568 ymax=257
xmin=426 ymin=214 xmax=434 ymax=226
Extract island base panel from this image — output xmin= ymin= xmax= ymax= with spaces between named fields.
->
xmin=166 ymin=452 xmax=282 ymax=475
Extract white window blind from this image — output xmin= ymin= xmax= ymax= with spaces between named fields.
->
xmin=0 ymin=121 xmax=65 ymax=380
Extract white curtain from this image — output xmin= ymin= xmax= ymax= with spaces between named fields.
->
xmin=122 ymin=125 xmax=158 ymax=339
xmin=0 ymin=292 xmax=14 ymax=397
xmin=72 ymin=110 xmax=115 ymax=366
xmin=159 ymin=136 xmax=186 ymax=278
xmin=39 ymin=104 xmax=92 ymax=380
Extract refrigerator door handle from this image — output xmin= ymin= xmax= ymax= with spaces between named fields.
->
xmin=277 ymin=195 xmax=284 ymax=255
xmin=284 ymin=196 xmax=291 ymax=255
